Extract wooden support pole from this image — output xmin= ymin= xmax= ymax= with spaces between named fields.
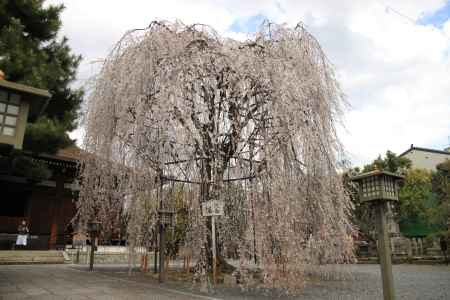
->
xmin=89 ymin=235 xmax=95 ymax=271
xmin=76 ymin=248 xmax=80 ymax=264
xmin=211 ymin=215 xmax=217 ymax=285
xmin=154 ymin=226 xmax=158 ymax=273
xmin=377 ymin=201 xmax=395 ymax=300
xmin=158 ymin=223 xmax=165 ymax=283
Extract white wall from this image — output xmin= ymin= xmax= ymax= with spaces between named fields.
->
xmin=403 ymin=150 xmax=450 ymax=171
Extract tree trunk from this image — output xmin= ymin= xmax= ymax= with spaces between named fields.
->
xmin=200 ymin=156 xmax=237 ymax=274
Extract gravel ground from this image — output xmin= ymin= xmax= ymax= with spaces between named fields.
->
xmin=1 ymin=264 xmax=449 ymax=299
xmin=295 ymin=264 xmax=450 ymax=300
xmin=72 ymin=263 xmax=450 ymax=300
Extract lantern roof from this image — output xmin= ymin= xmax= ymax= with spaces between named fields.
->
xmin=0 ymin=79 xmax=52 ymax=122
xmin=0 ymin=79 xmax=51 ymax=122
xmin=351 ymin=170 xmax=404 ymax=182
xmin=0 ymin=79 xmax=51 ymax=98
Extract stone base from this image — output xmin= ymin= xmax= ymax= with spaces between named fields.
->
xmin=223 ymin=274 xmax=237 ymax=287
xmin=426 ymin=247 xmax=442 ymax=256
xmin=391 ymin=236 xmax=411 ymax=256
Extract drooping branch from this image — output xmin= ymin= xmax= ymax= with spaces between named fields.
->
xmin=78 ymin=20 xmax=354 ymax=293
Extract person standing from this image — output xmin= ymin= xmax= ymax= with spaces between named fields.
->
xmin=440 ymin=235 xmax=448 ymax=265
xmin=16 ymin=220 xmax=29 ymax=249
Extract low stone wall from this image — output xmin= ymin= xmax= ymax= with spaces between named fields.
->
xmin=0 ymin=234 xmax=51 ymax=250
xmin=65 ymin=246 xmax=152 ymax=265
xmin=358 ymin=235 xmax=445 ymax=258
xmin=357 ymin=255 xmax=448 ymax=265
xmin=0 ymin=250 xmax=65 ymax=264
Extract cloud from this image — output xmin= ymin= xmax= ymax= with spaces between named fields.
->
xmin=46 ymin=0 xmax=450 ymax=166
xmin=266 ymin=1 xmax=450 ymax=164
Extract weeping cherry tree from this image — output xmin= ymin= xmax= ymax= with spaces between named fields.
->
xmin=77 ymin=20 xmax=354 ymax=292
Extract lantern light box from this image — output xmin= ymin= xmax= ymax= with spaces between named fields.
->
xmin=351 ymin=170 xmax=403 ymax=203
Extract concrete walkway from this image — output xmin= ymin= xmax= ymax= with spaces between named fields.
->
xmin=0 ymin=264 xmax=219 ymax=300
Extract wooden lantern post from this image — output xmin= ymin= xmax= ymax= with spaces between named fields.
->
xmin=158 ymin=209 xmax=175 ymax=283
xmin=87 ymin=221 xmax=101 ymax=271
xmin=351 ymin=170 xmax=403 ymax=300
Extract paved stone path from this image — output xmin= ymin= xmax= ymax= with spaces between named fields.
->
xmin=0 ymin=264 xmax=449 ymax=299
xmin=0 ymin=264 xmax=219 ymax=300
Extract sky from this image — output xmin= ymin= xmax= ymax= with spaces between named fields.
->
xmin=46 ymin=0 xmax=450 ymax=166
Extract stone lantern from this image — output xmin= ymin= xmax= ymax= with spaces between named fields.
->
xmin=352 ymin=170 xmax=403 ymax=300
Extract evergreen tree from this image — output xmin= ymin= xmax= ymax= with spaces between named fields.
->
xmin=0 ymin=0 xmax=83 ymax=154
xmin=399 ymin=169 xmax=434 ymax=221
xmin=431 ymin=160 xmax=450 ymax=231
xmin=362 ymin=150 xmax=411 ymax=173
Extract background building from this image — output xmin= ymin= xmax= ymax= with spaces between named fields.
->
xmin=399 ymin=144 xmax=450 ymax=171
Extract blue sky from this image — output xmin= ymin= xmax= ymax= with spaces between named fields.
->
xmin=418 ymin=1 xmax=450 ymax=28
xmin=232 ymin=2 xmax=450 ymax=33
xmin=229 ymin=13 xmax=267 ymax=33
xmin=229 ymin=2 xmax=450 ymax=32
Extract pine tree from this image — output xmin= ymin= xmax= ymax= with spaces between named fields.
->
xmin=0 ymin=0 xmax=83 ymax=153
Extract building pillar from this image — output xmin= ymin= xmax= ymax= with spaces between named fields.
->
xmin=48 ymin=171 xmax=65 ymax=249
xmin=49 ymin=222 xmax=58 ymax=249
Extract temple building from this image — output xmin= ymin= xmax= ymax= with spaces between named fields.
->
xmin=0 ymin=77 xmax=80 ymax=250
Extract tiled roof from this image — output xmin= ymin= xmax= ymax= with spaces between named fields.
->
xmin=399 ymin=146 xmax=450 ymax=157
xmin=32 ymin=145 xmax=82 ymax=168
xmin=55 ymin=145 xmax=82 ymax=161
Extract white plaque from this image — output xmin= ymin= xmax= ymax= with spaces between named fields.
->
xmin=202 ymin=200 xmax=224 ymax=216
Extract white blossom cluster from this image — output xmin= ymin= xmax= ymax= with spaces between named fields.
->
xmin=77 ymin=20 xmax=354 ymax=293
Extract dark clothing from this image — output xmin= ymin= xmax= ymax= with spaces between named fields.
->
xmin=18 ymin=224 xmax=29 ymax=235
xmin=441 ymin=237 xmax=449 ymax=265
xmin=440 ymin=238 xmax=448 ymax=252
